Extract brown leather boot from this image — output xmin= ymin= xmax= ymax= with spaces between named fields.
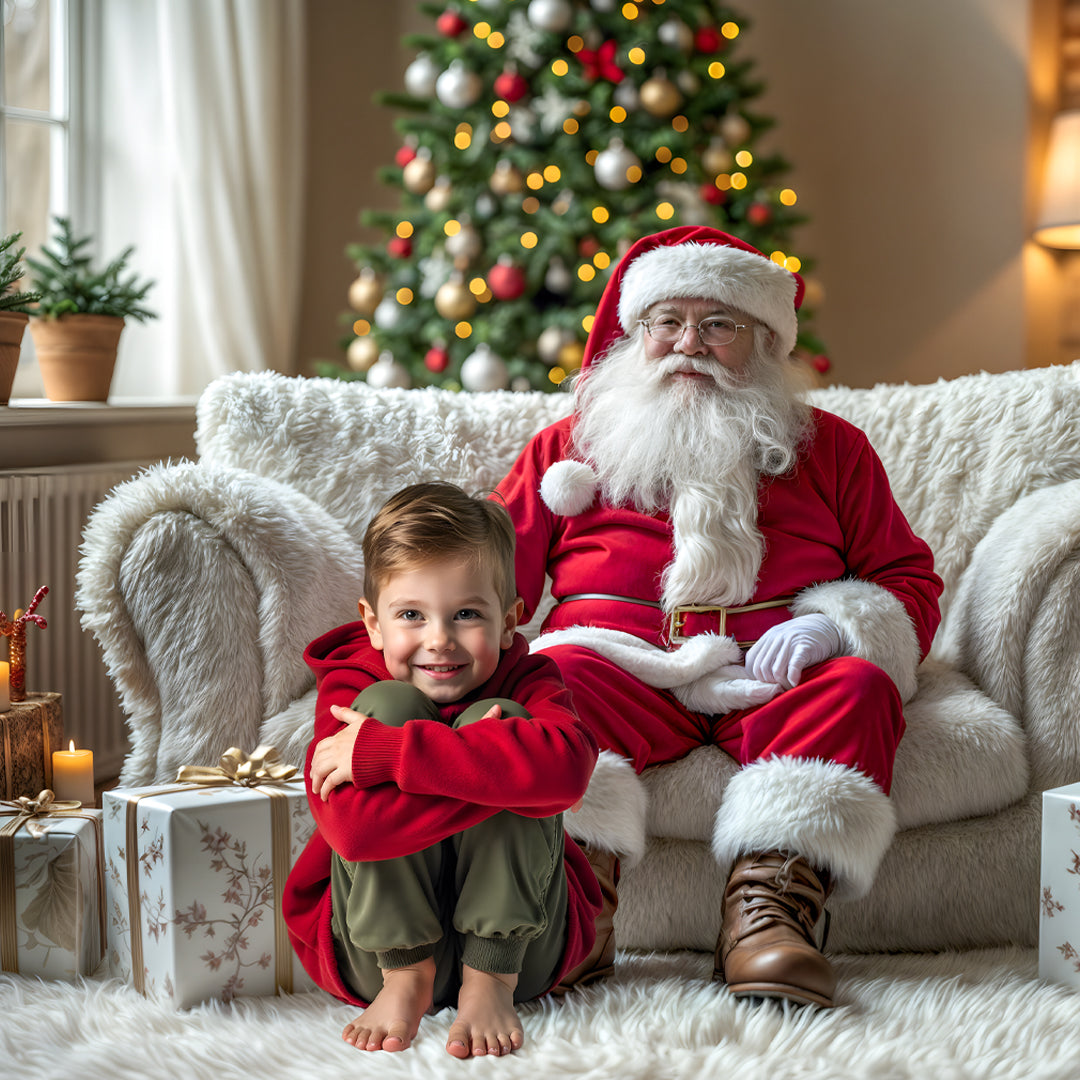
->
xmin=549 ymin=844 xmax=619 ymax=995
xmin=713 ymin=851 xmax=835 ymax=1008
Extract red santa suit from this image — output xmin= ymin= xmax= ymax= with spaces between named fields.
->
xmin=282 ymin=624 xmax=602 ymax=1005
xmin=496 ymin=407 xmax=942 ymax=899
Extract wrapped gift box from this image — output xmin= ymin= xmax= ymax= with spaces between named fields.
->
xmin=1 ymin=804 xmax=105 ymax=978
xmin=0 ymin=693 xmax=64 ymax=800
xmin=103 ymin=778 xmax=317 ymax=1008
xmin=1039 ymin=781 xmax=1080 ymax=989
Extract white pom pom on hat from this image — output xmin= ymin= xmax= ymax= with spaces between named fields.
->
xmin=540 ymin=459 xmax=599 ymax=516
xmin=582 ymin=226 xmax=805 ymax=369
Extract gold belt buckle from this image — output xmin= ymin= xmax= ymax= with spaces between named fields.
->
xmin=668 ymin=604 xmax=728 ymax=646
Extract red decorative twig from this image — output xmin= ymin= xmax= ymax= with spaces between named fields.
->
xmin=1 ymin=585 xmax=49 ymax=703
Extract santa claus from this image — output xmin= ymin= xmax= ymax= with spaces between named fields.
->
xmin=495 ymin=226 xmax=943 ymax=1008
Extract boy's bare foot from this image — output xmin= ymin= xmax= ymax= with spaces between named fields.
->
xmin=342 ymin=956 xmax=436 ymax=1052
xmin=446 ymin=965 xmax=524 ymax=1058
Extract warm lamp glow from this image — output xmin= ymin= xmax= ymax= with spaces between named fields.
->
xmin=1035 ymin=109 xmax=1080 ymax=248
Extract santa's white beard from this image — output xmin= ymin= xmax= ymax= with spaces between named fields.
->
xmin=571 ymin=332 xmax=813 ymax=611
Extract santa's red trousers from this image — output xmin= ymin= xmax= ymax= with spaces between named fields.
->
xmin=539 ymin=647 xmax=904 ymax=794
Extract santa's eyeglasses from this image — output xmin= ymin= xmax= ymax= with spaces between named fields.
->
xmin=638 ymin=315 xmax=752 ymax=347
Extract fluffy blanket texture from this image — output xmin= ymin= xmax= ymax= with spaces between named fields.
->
xmin=3 ymin=949 xmax=1078 ymax=1080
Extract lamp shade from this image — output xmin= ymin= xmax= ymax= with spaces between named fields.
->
xmin=1035 ymin=109 xmax=1080 ymax=248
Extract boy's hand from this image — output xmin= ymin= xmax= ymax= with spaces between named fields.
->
xmin=310 ymin=704 xmax=369 ymax=802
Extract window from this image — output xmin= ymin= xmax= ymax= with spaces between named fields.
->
xmin=0 ymin=0 xmax=92 ymax=258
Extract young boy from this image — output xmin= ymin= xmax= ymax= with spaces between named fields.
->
xmin=282 ymin=481 xmax=601 ymax=1059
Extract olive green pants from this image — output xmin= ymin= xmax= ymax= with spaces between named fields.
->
xmin=330 ymin=680 xmax=569 ymax=1007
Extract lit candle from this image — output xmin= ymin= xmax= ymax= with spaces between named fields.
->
xmin=0 ymin=660 xmax=8 ymax=711
xmin=52 ymin=740 xmax=95 ymax=806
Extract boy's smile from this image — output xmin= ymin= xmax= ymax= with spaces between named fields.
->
xmin=361 ymin=557 xmax=522 ymax=704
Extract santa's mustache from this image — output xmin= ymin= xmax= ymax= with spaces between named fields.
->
xmin=651 ymin=353 xmax=745 ymax=389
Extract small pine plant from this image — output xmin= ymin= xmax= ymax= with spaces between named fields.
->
xmin=26 ymin=216 xmax=157 ymax=321
xmin=0 ymin=232 xmax=43 ymax=313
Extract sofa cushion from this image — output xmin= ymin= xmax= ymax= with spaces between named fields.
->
xmin=643 ymin=659 xmax=1028 ymax=839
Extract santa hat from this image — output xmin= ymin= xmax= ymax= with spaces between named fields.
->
xmin=582 ymin=226 xmax=805 ymax=369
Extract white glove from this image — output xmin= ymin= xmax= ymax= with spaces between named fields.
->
xmin=744 ymin=614 xmax=842 ymax=690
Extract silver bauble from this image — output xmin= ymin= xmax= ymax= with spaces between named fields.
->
xmin=373 ymin=295 xmax=403 ymax=331
xmin=528 ymin=0 xmax=573 ymax=32
xmin=365 ymin=352 xmax=412 ymax=389
xmin=593 ymin=139 xmax=641 ymax=191
xmin=460 ymin=343 xmax=510 ymax=392
xmin=436 ymin=60 xmax=483 ymax=109
xmin=404 ymin=52 xmax=439 ymax=98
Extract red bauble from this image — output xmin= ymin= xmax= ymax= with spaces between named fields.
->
xmin=811 ymin=354 xmax=832 ymax=374
xmin=395 ymin=143 xmax=417 ymax=167
xmin=425 ymin=345 xmax=451 ymax=372
xmin=694 ymin=26 xmax=723 ymax=53
xmin=437 ymin=9 xmax=468 ymax=37
xmin=488 ymin=259 xmax=527 ymax=301
xmin=577 ymin=236 xmax=600 ymax=259
xmin=387 ymin=236 xmax=413 ymax=258
xmin=494 ymin=69 xmax=529 ymax=103
xmin=700 ymin=182 xmax=727 ymax=206
xmin=746 ymin=203 xmax=772 ymax=227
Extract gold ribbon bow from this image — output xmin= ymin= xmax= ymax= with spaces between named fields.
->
xmin=176 ymin=745 xmax=297 ymax=787
xmin=0 ymin=789 xmax=83 ymax=839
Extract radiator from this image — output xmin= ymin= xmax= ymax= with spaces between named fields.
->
xmin=0 ymin=463 xmax=154 ymax=783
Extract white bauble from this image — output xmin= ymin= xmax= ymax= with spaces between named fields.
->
xmin=460 ymin=343 xmax=510 ymax=392
xmin=613 ymin=79 xmax=640 ymax=112
xmin=425 ymin=177 xmax=453 ymax=212
xmin=528 ymin=0 xmax=573 ymax=32
xmin=436 ymin=60 xmax=483 ymax=109
xmin=594 ymin=139 xmax=641 ymax=191
xmin=404 ymin=52 xmax=439 ymax=98
xmin=658 ymin=18 xmax=693 ymax=52
xmin=590 ymin=0 xmax=616 ymax=10
xmin=365 ymin=352 xmax=412 ymax=389
xmin=511 ymin=376 xmax=534 ymax=392
xmin=544 ymin=257 xmax=573 ymax=295
xmin=445 ymin=220 xmax=482 ymax=260
xmin=720 ymin=112 xmax=752 ymax=146
xmin=373 ymin=295 xmax=403 ymax=331
xmin=537 ymin=324 xmax=573 ymax=364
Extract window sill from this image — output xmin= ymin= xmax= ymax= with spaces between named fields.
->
xmin=0 ymin=398 xmax=199 ymax=470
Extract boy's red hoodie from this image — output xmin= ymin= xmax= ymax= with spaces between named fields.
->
xmin=282 ymin=621 xmax=602 ymax=1005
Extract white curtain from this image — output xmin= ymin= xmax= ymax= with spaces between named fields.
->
xmin=100 ymin=0 xmax=305 ymax=399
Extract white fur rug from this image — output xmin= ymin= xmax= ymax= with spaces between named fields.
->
xmin=2 ymin=948 xmax=1078 ymax=1079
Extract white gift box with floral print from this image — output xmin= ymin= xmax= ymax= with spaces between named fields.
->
xmin=103 ymin=776 xmax=317 ymax=1008
xmin=1040 ymin=782 xmax=1080 ymax=989
xmin=1 ymin=805 xmax=105 ymax=979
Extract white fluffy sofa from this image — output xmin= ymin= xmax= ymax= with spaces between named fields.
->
xmin=77 ymin=364 xmax=1080 ymax=956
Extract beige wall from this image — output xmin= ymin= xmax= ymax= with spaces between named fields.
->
xmin=298 ymin=1 xmax=1040 ymax=389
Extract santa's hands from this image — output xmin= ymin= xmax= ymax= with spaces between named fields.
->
xmin=744 ymin=614 xmax=842 ymax=690
xmin=310 ymin=704 xmax=369 ymax=802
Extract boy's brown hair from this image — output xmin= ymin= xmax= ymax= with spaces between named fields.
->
xmin=363 ymin=481 xmax=519 ymax=611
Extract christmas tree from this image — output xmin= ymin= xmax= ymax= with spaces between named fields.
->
xmin=327 ymin=0 xmax=828 ymax=392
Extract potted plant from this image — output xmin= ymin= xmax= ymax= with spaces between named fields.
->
xmin=26 ymin=216 xmax=156 ymax=402
xmin=0 ymin=231 xmax=43 ymax=405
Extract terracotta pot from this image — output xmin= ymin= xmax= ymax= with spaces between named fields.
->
xmin=0 ymin=310 xmax=29 ymax=405
xmin=29 ymin=313 xmax=125 ymax=402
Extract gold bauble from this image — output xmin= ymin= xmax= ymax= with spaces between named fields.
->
xmin=720 ymin=112 xmax=752 ymax=147
xmin=402 ymin=155 xmax=436 ymax=195
xmin=702 ymin=140 xmax=733 ymax=175
xmin=490 ymin=160 xmax=525 ymax=196
xmin=435 ymin=279 xmax=477 ymax=320
xmin=425 ymin=178 xmax=453 ymax=212
xmin=557 ymin=340 xmax=585 ymax=371
xmin=347 ymin=270 xmax=383 ymax=316
xmin=346 ymin=336 xmax=380 ymax=372
xmin=640 ymin=74 xmax=682 ymax=118
xmin=802 ymin=277 xmax=826 ymax=308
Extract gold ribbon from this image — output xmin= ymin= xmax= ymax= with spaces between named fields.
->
xmin=1 ymin=789 xmax=105 ymax=975
xmin=175 ymin=744 xmax=297 ymax=788
xmin=125 ymin=746 xmax=300 ymax=998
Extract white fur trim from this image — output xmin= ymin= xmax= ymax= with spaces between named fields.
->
xmin=618 ymin=242 xmax=799 ymax=357
xmin=792 ymin=579 xmax=922 ymax=703
xmin=712 ymin=757 xmax=897 ymax=902
xmin=532 ymin=626 xmax=780 ymax=713
xmin=540 ymin=459 xmax=599 ymax=516
xmin=563 ymin=750 xmax=647 ymax=866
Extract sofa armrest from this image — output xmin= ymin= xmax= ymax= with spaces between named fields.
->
xmin=76 ymin=461 xmax=364 ymax=785
xmin=940 ymin=479 xmax=1080 ymax=789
